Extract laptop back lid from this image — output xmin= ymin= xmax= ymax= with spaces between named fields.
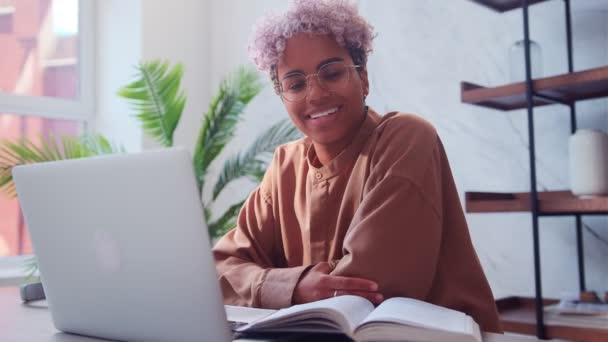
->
xmin=13 ymin=148 xmax=231 ymax=342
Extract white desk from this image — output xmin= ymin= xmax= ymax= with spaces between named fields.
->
xmin=0 ymin=287 xmax=548 ymax=342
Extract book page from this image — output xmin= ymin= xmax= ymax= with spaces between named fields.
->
xmin=238 ymin=295 xmax=374 ymax=334
xmin=225 ymin=305 xmax=276 ymax=323
xmin=358 ymin=297 xmax=474 ymax=335
xmin=546 ymin=301 xmax=608 ymax=316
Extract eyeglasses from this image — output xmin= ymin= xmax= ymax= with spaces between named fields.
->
xmin=279 ymin=62 xmax=361 ymax=102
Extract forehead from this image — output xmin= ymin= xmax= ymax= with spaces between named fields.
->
xmin=277 ymin=33 xmax=352 ymax=76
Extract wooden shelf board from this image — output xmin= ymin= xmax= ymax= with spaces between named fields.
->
xmin=468 ymin=0 xmax=549 ymax=12
xmin=465 ymin=191 xmax=608 ymax=214
xmin=496 ymin=297 xmax=608 ymax=342
xmin=461 ymin=65 xmax=608 ymax=111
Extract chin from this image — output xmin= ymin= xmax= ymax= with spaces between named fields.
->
xmin=309 ymin=132 xmax=346 ymax=145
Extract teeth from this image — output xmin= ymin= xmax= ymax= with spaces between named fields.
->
xmin=309 ymin=107 xmax=339 ymax=119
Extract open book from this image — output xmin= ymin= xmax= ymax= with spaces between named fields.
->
xmin=236 ymin=295 xmax=481 ymax=342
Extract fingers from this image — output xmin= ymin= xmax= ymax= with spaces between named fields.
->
xmin=294 ymin=262 xmax=383 ymax=306
xmin=328 ymin=289 xmax=384 ymax=305
xmin=323 ymin=275 xmax=378 ymax=292
xmin=321 ymin=274 xmax=383 ymax=305
xmin=311 ymin=262 xmax=333 ymax=274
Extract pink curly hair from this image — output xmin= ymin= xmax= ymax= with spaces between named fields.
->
xmin=247 ymin=0 xmax=375 ymax=93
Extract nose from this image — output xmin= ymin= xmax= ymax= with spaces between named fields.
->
xmin=307 ymin=76 xmax=330 ymax=101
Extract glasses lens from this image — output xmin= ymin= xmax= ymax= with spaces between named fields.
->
xmin=318 ymin=62 xmax=349 ymax=91
xmin=279 ymin=62 xmax=351 ymax=102
xmin=281 ymin=74 xmax=307 ymax=102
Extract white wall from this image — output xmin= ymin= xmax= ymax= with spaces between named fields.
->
xmin=95 ymin=0 xmax=212 ymax=154
xmin=95 ymin=0 xmax=142 ymax=152
xmin=95 ymin=0 xmax=608 ymax=299
xmin=140 ymin=0 xmax=211 ymax=153
xmin=204 ymin=0 xmax=290 ymax=217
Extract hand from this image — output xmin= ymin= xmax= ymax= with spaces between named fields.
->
xmin=293 ymin=262 xmax=383 ymax=305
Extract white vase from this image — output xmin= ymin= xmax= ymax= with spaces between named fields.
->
xmin=569 ymin=129 xmax=608 ymax=197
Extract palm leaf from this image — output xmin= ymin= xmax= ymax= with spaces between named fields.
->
xmin=207 ymin=200 xmax=245 ymax=238
xmin=212 ymin=119 xmax=301 ymax=200
xmin=117 ymin=60 xmax=186 ymax=147
xmin=0 ymin=134 xmax=121 ymax=197
xmin=23 ymin=256 xmax=40 ymax=284
xmin=0 ymin=137 xmax=60 ymax=197
xmin=81 ymin=134 xmax=126 ymax=155
xmin=193 ymin=66 xmax=263 ymax=191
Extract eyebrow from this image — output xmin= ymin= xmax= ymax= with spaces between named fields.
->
xmin=282 ymin=57 xmax=345 ymax=79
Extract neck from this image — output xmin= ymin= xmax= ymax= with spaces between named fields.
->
xmin=312 ymin=143 xmax=344 ymax=166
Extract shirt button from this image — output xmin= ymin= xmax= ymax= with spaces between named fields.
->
xmin=315 ymin=172 xmax=323 ymax=180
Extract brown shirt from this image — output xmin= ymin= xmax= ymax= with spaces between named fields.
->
xmin=213 ymin=108 xmax=502 ymax=333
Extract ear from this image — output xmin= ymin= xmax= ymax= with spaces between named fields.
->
xmin=358 ymin=67 xmax=369 ymax=97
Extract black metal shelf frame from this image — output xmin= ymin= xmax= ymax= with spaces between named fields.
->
xmin=521 ymin=0 xmax=585 ymax=339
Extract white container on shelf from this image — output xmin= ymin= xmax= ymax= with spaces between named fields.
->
xmin=569 ymin=129 xmax=608 ymax=197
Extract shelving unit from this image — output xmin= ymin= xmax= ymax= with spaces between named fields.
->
xmin=462 ymin=0 xmax=608 ymax=340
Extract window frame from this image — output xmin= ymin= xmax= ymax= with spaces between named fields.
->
xmin=0 ymin=0 xmax=96 ymax=122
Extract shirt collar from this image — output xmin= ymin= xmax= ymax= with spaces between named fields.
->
xmin=306 ymin=107 xmax=382 ymax=183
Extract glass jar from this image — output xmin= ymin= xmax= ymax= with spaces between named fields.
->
xmin=509 ymin=39 xmax=542 ymax=83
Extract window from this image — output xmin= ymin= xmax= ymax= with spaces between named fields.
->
xmin=0 ymin=0 xmax=94 ymax=257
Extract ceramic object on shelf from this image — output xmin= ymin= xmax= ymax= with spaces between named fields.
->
xmin=569 ymin=129 xmax=608 ymax=197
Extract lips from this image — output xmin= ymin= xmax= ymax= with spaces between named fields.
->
xmin=306 ymin=106 xmax=341 ymax=120
xmin=303 ymin=105 xmax=342 ymax=129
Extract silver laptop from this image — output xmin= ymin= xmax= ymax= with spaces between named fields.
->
xmin=12 ymin=148 xmax=232 ymax=342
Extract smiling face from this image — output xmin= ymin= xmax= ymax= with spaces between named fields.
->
xmin=276 ymin=33 xmax=369 ymax=154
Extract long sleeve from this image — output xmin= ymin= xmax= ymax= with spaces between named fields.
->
xmin=212 ymin=156 xmax=310 ymax=309
xmin=331 ymin=152 xmax=443 ymax=301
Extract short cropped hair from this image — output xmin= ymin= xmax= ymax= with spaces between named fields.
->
xmin=248 ymin=0 xmax=375 ymax=93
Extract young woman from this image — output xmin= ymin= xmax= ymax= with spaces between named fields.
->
xmin=213 ymin=0 xmax=502 ymax=333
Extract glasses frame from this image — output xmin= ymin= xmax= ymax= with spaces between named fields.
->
xmin=278 ymin=61 xmax=362 ymax=102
